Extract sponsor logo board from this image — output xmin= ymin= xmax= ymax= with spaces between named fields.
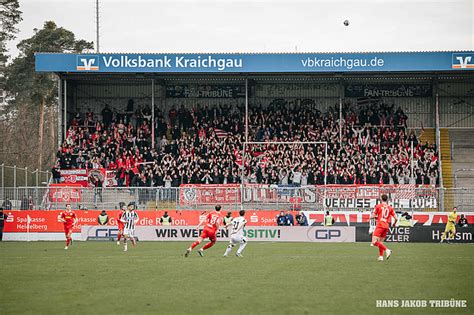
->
xmin=355 ymin=226 xmax=474 ymax=243
xmin=82 ymin=226 xmax=356 ymax=242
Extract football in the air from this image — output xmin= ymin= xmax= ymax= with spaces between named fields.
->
xmin=344 ymin=20 xmax=349 ymax=26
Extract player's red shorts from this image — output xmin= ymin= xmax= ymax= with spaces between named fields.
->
xmin=373 ymin=226 xmax=389 ymax=238
xmin=200 ymin=228 xmax=217 ymax=242
xmin=118 ymin=223 xmax=124 ymax=232
xmin=64 ymin=225 xmax=73 ymax=236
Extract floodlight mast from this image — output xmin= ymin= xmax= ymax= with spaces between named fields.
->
xmin=96 ymin=0 xmax=100 ymax=53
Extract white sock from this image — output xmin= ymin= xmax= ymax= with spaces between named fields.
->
xmin=224 ymin=245 xmax=233 ymax=256
xmin=237 ymin=241 xmax=247 ymax=255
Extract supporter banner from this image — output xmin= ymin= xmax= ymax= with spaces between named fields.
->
xmin=82 ymin=226 xmax=356 ymax=242
xmin=179 ymin=184 xmax=438 ymax=209
xmin=242 ymin=184 xmax=317 ymax=203
xmin=105 ymin=170 xmax=118 ymax=187
xmin=179 ymin=184 xmax=240 ymax=205
xmin=3 ymin=210 xmax=471 ymax=235
xmin=344 ymin=84 xmax=433 ymax=98
xmin=166 ymin=85 xmax=246 ymax=98
xmin=322 ymin=198 xmax=437 ymax=209
xmin=355 ymin=226 xmax=474 ymax=243
xmin=88 ymin=168 xmax=106 ymax=186
xmin=320 ymin=185 xmax=437 ymax=209
xmin=179 ymin=184 xmax=316 ymax=206
xmin=59 ymin=169 xmax=88 ymax=186
xmin=320 ymin=184 xmax=437 ymax=199
xmin=60 ymin=168 xmax=108 ymax=187
xmin=36 ymin=52 xmax=474 ymax=73
xmin=49 ymin=184 xmax=82 ymax=203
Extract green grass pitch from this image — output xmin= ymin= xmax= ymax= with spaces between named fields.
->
xmin=0 ymin=242 xmax=473 ymax=314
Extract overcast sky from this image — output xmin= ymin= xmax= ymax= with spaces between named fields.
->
xmin=6 ymin=0 xmax=474 ymax=57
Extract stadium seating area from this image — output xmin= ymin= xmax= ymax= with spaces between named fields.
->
xmin=55 ymin=101 xmax=439 ymax=187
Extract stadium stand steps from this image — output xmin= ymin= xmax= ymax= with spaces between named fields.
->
xmin=440 ymin=129 xmax=454 ymax=211
xmin=419 ymin=128 xmax=453 ymax=210
xmin=418 ymin=128 xmax=435 ymax=145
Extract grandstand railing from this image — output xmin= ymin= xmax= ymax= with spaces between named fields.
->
xmin=0 ymin=185 xmax=472 ymax=212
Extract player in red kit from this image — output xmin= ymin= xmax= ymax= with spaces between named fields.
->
xmin=185 ymin=205 xmax=222 ymax=257
xmin=371 ymin=194 xmax=397 ymax=261
xmin=58 ymin=204 xmax=77 ymax=250
xmin=116 ymin=205 xmax=126 ymax=245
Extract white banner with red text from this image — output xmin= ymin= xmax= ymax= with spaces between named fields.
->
xmin=179 ymin=184 xmax=438 ymax=209
xmin=59 ymin=168 xmax=117 ymax=187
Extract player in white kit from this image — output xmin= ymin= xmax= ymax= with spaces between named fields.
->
xmin=368 ymin=209 xmax=376 ymax=246
xmin=121 ymin=203 xmax=139 ymax=252
xmin=369 ymin=210 xmax=377 ymax=234
xmin=223 ymin=210 xmax=248 ymax=257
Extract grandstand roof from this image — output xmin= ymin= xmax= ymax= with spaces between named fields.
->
xmin=35 ymin=51 xmax=474 ymax=74
xmin=34 ymin=50 xmax=473 ymax=55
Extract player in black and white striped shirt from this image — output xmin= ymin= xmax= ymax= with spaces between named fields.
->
xmin=120 ymin=203 xmax=139 ymax=252
xmin=368 ymin=208 xmax=376 ymax=246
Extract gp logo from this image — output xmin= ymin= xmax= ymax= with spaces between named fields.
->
xmin=95 ymin=228 xmax=118 ymax=238
xmin=315 ymin=229 xmax=342 ymax=239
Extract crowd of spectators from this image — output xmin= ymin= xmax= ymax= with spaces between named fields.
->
xmin=54 ymin=99 xmax=439 ymax=188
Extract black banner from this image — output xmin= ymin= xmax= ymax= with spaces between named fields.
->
xmin=356 ymin=226 xmax=474 ymax=243
xmin=345 ymin=84 xmax=433 ymax=98
xmin=166 ymin=85 xmax=246 ymax=98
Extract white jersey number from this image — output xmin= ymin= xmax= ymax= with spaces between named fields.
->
xmin=232 ymin=220 xmax=240 ymax=232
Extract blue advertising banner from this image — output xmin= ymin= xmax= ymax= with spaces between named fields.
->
xmin=35 ymin=51 xmax=474 ymax=73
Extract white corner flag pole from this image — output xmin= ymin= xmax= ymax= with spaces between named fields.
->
xmin=27 ymin=215 xmax=31 ymax=242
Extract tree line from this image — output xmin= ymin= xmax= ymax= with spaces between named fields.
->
xmin=0 ymin=0 xmax=93 ymax=175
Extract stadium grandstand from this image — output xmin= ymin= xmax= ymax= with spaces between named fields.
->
xmin=3 ymin=51 xmax=474 ymax=212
